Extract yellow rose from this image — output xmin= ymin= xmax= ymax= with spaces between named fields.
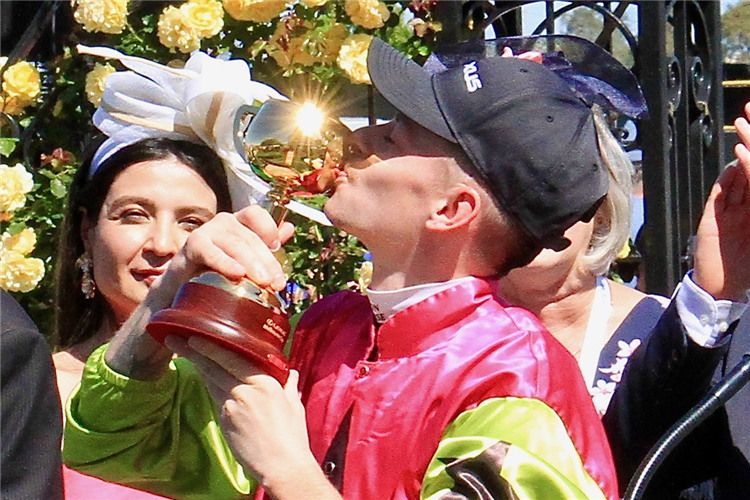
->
xmin=0 ymin=95 xmax=30 ymax=116
xmin=2 ymin=228 xmax=38 ymax=256
xmin=158 ymin=5 xmax=201 ymax=53
xmin=338 ymin=34 xmax=373 ymax=85
xmin=0 ymin=250 xmax=45 ymax=293
xmin=267 ymin=21 xmax=347 ymax=68
xmin=2 ymin=60 xmax=41 ymax=103
xmin=266 ymin=19 xmax=302 ymax=68
xmin=85 ymin=62 xmax=116 ymax=107
xmin=222 ymin=0 xmax=287 ymax=23
xmin=73 ymin=0 xmax=129 ymax=34
xmin=320 ymin=23 xmax=349 ymax=63
xmin=344 ymin=0 xmax=390 ymax=30
xmin=266 ymin=18 xmax=314 ymax=68
xmin=357 ymin=260 xmax=373 ymax=290
xmin=0 ymin=163 xmax=34 ymax=215
xmin=181 ymin=0 xmax=224 ymax=39
xmin=300 ymin=0 xmax=327 ymax=7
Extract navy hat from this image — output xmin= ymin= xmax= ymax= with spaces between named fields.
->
xmin=367 ymin=37 xmax=611 ymax=250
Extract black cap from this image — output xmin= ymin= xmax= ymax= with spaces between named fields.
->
xmin=367 ymin=37 xmax=609 ymax=250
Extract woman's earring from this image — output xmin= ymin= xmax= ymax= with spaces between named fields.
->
xmin=76 ymin=253 xmax=96 ymax=299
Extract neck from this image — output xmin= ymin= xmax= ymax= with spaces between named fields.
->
xmin=498 ymin=267 xmax=598 ymax=354
xmin=65 ymin=314 xmax=118 ymax=362
xmin=368 ymin=238 xmax=475 ymax=291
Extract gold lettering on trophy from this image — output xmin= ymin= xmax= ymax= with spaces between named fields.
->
xmin=263 ymin=318 xmax=287 ymax=343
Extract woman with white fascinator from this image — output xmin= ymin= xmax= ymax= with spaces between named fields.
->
xmin=52 ymin=46 xmax=288 ymax=498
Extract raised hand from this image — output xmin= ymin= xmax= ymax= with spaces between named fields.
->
xmin=693 ymin=102 xmax=750 ymax=302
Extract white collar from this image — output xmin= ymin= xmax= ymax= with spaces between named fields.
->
xmin=365 ymin=277 xmax=476 ymax=323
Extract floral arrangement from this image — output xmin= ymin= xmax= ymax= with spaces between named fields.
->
xmin=0 ymin=162 xmax=45 ymax=293
xmin=1 ymin=0 xmax=441 ymax=330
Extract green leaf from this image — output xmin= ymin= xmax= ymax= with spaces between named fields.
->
xmin=6 ymin=221 xmax=27 ymax=235
xmin=50 ymin=178 xmax=67 ymax=198
xmin=0 ymin=138 xmax=18 ymax=156
xmin=18 ymin=117 xmax=32 ymax=128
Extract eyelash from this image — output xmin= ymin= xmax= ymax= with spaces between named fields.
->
xmin=119 ymin=209 xmax=147 ymax=222
xmin=180 ymin=217 xmax=206 ymax=230
xmin=117 ymin=210 xmax=207 ymax=230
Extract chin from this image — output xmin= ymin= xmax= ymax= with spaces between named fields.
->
xmin=323 ymin=201 xmax=344 ymax=227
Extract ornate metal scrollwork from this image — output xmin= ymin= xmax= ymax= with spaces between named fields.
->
xmin=432 ymin=1 xmax=724 ymax=295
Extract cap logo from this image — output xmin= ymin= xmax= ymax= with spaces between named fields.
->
xmin=462 ymin=61 xmax=482 ymax=93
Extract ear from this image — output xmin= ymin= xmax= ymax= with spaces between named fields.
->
xmin=425 ymin=185 xmax=481 ymax=232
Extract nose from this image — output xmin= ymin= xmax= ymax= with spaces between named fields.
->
xmin=344 ymin=122 xmax=391 ymax=166
xmin=343 ymin=127 xmax=369 ymax=164
xmin=144 ymin=218 xmax=181 ymax=258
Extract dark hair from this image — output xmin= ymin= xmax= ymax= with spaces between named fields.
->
xmin=53 ymin=138 xmax=232 ymax=350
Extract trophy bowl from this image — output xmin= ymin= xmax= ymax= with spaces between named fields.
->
xmin=147 ymin=99 xmax=350 ymax=384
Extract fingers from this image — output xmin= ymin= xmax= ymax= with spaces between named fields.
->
xmin=517 ymin=51 xmax=544 ymax=63
xmin=284 ymin=369 xmax=300 ymax=398
xmin=165 ymin=335 xmax=243 ymax=393
xmin=278 ymin=221 xmax=296 ymax=245
xmin=182 ymin=209 xmax=289 ymax=290
xmin=186 ymin=336 xmax=276 ymax=387
xmin=735 ymin=102 xmax=750 ymax=167
xmin=235 ymin=205 xmax=284 ymax=251
xmin=736 ymin=109 xmax=750 ymax=170
xmin=722 ymin=164 xmax=744 ymax=209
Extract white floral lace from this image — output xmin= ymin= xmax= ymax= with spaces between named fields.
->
xmin=590 ymin=338 xmax=641 ymax=415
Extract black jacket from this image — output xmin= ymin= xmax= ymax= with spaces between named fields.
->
xmin=604 ymin=302 xmax=750 ymax=500
xmin=1 ymin=290 xmax=64 ymax=500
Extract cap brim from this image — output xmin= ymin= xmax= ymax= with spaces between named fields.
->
xmin=367 ymin=38 xmax=455 ymax=142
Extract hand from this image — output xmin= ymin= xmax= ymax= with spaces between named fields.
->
xmin=104 ymin=206 xmax=295 ymax=380
xmin=159 ymin=205 xmax=296 ymax=296
xmin=501 ymin=46 xmax=543 ymax=63
xmin=165 ymin=335 xmax=341 ymax=500
xmin=693 ymin=102 xmax=750 ymax=302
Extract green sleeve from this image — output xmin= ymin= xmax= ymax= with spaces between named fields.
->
xmin=421 ymin=397 xmax=607 ymax=500
xmin=63 ymin=345 xmax=255 ymax=500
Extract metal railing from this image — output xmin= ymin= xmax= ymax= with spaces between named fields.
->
xmin=432 ymin=0 xmax=726 ymax=296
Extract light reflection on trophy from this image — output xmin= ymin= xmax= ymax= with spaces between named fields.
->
xmin=147 ymin=100 xmax=350 ymax=384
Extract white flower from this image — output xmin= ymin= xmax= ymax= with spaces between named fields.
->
xmin=0 ymin=229 xmax=45 ymax=293
xmin=590 ymin=379 xmax=616 ymax=416
xmin=599 ymin=357 xmax=628 ymax=375
xmin=616 ymin=338 xmax=641 ymax=358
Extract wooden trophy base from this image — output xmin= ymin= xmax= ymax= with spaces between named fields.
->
xmin=147 ymin=280 xmax=291 ymax=384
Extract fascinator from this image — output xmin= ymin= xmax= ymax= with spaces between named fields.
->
xmin=77 ymin=45 xmax=332 ymax=225
xmin=423 ymin=34 xmax=648 ymax=120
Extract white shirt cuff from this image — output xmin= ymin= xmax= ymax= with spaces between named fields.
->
xmin=674 ymin=272 xmax=749 ymax=348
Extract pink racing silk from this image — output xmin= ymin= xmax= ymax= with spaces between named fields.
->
xmin=286 ymin=277 xmax=618 ymax=500
xmin=63 ymin=466 xmax=172 ymax=499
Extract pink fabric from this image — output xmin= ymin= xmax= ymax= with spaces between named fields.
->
xmin=288 ymin=277 xmax=619 ymax=500
xmin=63 ymin=466 xmax=171 ymax=500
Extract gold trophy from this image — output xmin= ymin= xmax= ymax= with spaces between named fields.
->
xmin=147 ymin=100 xmax=349 ymax=383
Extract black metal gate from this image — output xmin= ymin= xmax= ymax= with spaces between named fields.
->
xmin=433 ymin=1 xmax=727 ymax=295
